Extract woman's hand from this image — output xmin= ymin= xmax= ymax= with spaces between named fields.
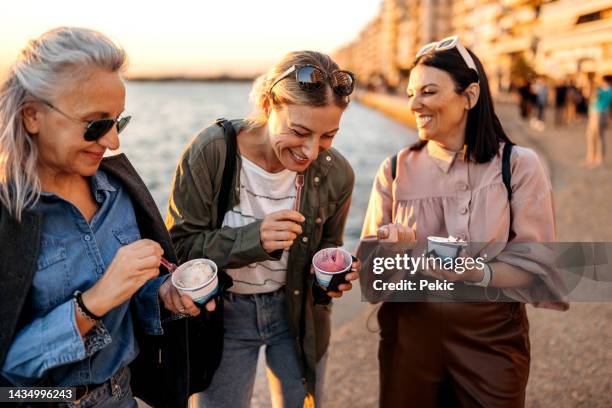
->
xmin=377 ymin=223 xmax=416 ymax=243
xmin=260 ymin=210 xmax=305 ymax=253
xmin=82 ymin=239 xmax=164 ymax=317
xmin=158 ymin=278 xmax=216 ymax=316
xmin=311 ymin=257 xmax=361 ymax=298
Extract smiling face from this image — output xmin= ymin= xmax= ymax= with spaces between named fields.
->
xmin=266 ymin=102 xmax=344 ymax=172
xmin=23 ymin=68 xmax=126 ymax=181
xmin=407 ymin=64 xmax=472 ymax=149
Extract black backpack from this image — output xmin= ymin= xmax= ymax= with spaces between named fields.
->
xmin=182 ymin=118 xmax=238 ymax=393
xmin=151 ymin=119 xmax=237 ymax=401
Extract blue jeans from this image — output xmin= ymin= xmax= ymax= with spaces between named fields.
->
xmin=61 ymin=366 xmax=136 ymax=408
xmin=193 ymin=288 xmax=306 ymax=407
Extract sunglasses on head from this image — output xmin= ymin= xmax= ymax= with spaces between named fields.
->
xmin=416 ymin=35 xmax=479 ymax=77
xmin=269 ymin=64 xmax=356 ymax=97
xmin=42 ymin=100 xmax=131 ymax=142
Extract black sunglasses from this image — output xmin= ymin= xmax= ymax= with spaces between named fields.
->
xmin=269 ymin=64 xmax=356 ymax=96
xmin=42 ymin=101 xmax=131 ymax=142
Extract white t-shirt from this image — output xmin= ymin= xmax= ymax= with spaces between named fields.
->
xmin=221 ymin=156 xmax=297 ymax=294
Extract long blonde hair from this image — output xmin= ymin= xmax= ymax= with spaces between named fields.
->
xmin=0 ymin=27 xmax=127 ymax=221
xmin=246 ymin=50 xmax=350 ymax=129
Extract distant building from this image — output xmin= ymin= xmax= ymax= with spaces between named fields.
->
xmin=335 ymin=0 xmax=453 ymax=93
xmin=335 ymin=15 xmax=383 ymax=90
xmin=334 ymin=0 xmax=612 ymax=95
xmin=535 ymin=0 xmax=612 ymax=88
xmin=452 ymin=0 xmax=540 ymax=94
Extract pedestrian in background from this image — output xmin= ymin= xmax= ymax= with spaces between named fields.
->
xmin=533 ymin=76 xmax=549 ymax=131
xmin=566 ymin=79 xmax=579 ymax=125
xmin=555 ymin=79 xmax=568 ymax=127
xmin=584 ymin=75 xmax=612 ymax=168
xmin=517 ymin=77 xmax=533 ymax=120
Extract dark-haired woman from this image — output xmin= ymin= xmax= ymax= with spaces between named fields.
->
xmin=359 ymin=36 xmax=566 ymax=407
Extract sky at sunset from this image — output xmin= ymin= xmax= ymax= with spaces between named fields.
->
xmin=0 ymin=0 xmax=380 ymax=77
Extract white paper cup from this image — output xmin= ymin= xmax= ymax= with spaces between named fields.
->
xmin=171 ymin=258 xmax=218 ymax=304
xmin=312 ymin=248 xmax=352 ymax=291
xmin=426 ymin=236 xmax=467 ymax=262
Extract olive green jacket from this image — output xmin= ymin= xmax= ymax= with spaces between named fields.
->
xmin=165 ymin=119 xmax=355 ymax=395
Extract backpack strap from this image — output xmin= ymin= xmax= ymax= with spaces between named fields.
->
xmin=391 ymin=154 xmax=398 ymax=180
xmin=502 ymin=142 xmax=514 ymax=201
xmin=214 ymin=118 xmax=237 ymax=229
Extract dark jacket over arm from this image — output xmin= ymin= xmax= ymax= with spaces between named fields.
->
xmin=0 ymin=154 xmax=190 ymax=408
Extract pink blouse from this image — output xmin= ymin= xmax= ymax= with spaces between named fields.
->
xmin=360 ymin=141 xmax=567 ymax=309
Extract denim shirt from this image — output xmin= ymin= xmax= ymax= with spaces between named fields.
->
xmin=1 ymin=170 xmax=165 ymax=386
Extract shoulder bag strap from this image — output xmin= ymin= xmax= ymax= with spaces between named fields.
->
xmin=391 ymin=154 xmax=398 ymax=180
xmin=502 ymin=142 xmax=513 ymax=201
xmin=214 ymin=118 xmax=237 ymax=229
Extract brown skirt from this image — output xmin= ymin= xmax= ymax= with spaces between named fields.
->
xmin=378 ymin=302 xmax=530 ymax=408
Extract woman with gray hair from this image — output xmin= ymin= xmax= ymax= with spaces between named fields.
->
xmin=0 ymin=27 xmax=210 ymax=407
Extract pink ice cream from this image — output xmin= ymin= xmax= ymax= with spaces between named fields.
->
xmin=316 ymin=249 xmax=348 ymax=272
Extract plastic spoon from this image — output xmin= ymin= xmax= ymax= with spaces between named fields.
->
xmin=293 ymin=174 xmax=304 ymax=212
xmin=160 ymin=257 xmax=178 ymax=273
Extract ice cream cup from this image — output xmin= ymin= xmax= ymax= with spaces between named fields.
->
xmin=171 ymin=258 xmax=218 ymax=304
xmin=313 ymin=247 xmax=353 ymax=292
xmin=426 ymin=236 xmax=468 ymax=262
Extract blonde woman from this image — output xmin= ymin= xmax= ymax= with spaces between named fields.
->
xmin=167 ymin=51 xmax=359 ymax=407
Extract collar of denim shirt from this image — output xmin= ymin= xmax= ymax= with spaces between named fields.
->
xmin=39 ymin=170 xmax=117 ymax=203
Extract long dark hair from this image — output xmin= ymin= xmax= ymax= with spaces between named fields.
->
xmin=409 ymin=47 xmax=512 ymax=163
